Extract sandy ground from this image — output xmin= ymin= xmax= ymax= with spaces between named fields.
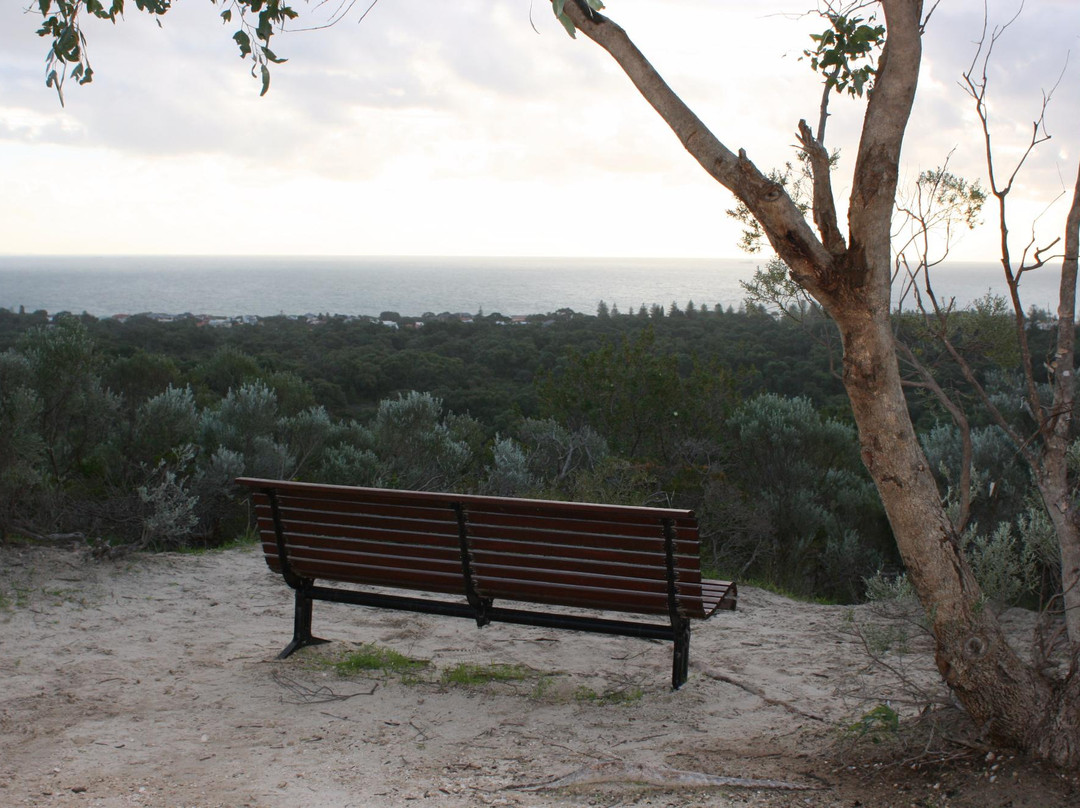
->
xmin=1 ymin=542 xmax=1077 ymax=808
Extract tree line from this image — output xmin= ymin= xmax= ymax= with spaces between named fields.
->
xmin=0 ymin=301 xmax=1061 ymax=607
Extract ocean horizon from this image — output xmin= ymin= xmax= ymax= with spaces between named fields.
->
xmin=0 ymin=254 xmax=1067 ymax=319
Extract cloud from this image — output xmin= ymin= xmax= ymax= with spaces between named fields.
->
xmin=0 ymin=0 xmax=1077 ymax=259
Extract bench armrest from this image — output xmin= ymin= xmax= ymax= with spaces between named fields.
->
xmin=700 ymin=579 xmax=737 ymax=616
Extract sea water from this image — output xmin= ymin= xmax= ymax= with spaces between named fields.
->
xmin=0 ymin=255 xmax=1064 ymax=318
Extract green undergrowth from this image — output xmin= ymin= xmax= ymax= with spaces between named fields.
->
xmin=844 ymin=702 xmax=901 ymax=745
xmin=701 ymin=566 xmax=837 ymax=605
xmin=440 ymin=662 xmax=533 ymax=686
xmin=173 ymin=530 xmax=260 ymax=555
xmin=739 ymin=576 xmax=839 ymax=605
xmin=331 ymin=643 xmax=431 ymax=679
xmin=573 ymin=684 xmax=644 ymax=704
xmin=319 ymin=643 xmax=649 ymax=704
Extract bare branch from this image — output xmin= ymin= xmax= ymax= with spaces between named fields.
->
xmin=847 ymin=0 xmax=923 ymax=285
xmin=798 ymin=120 xmax=847 ymax=256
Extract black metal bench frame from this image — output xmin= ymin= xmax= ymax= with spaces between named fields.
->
xmin=239 ymin=478 xmax=736 ymax=689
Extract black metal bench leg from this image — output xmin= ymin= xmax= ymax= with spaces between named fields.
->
xmin=671 ymin=619 xmax=691 ymax=689
xmin=278 ymin=587 xmax=330 ymax=659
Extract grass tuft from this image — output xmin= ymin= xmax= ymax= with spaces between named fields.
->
xmin=573 ymin=684 xmax=644 ymax=704
xmin=440 ymin=662 xmax=533 ymax=686
xmin=333 ymin=643 xmax=430 ymax=677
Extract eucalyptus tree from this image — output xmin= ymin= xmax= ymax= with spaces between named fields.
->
xmin=543 ymin=0 xmax=1080 ymax=764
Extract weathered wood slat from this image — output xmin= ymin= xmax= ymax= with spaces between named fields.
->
xmin=252 ymin=496 xmax=460 ymax=531
xmin=461 ymin=509 xmax=696 ymax=539
xmin=464 ymin=523 xmax=696 ymax=554
xmin=468 ymin=545 xmax=697 ymax=579
xmin=254 ymin=516 xmax=461 ymax=554
xmin=272 ymin=556 xmax=464 ymax=593
xmin=246 ymin=478 xmax=694 ymax=520
xmin=257 ymin=531 xmax=461 ymax=564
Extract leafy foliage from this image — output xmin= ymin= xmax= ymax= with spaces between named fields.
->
xmin=803 ymin=11 xmax=886 ymax=98
xmin=0 ymin=302 xmax=1063 ymax=606
xmin=34 ymin=0 xmax=297 ymax=103
xmin=722 ymin=393 xmax=890 ymax=601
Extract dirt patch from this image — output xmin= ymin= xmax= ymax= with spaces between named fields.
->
xmin=1 ymin=543 xmax=1075 ymax=807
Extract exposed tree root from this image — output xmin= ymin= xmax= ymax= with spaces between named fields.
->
xmin=514 ymin=760 xmax=820 ymax=792
xmin=692 ymin=661 xmax=827 ymax=722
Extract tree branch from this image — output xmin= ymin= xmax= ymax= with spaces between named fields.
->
xmin=798 ymin=120 xmax=847 ymax=257
xmin=847 ymin=0 xmax=924 ymax=297
xmin=556 ymin=1 xmax=834 ymax=301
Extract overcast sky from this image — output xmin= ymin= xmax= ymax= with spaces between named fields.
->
xmin=1 ymin=0 xmax=1078 ymax=259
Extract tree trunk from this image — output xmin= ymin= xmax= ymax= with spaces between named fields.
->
xmin=1046 ymin=162 xmax=1080 ymax=643
xmin=552 ymin=0 xmax=1080 ymax=765
xmin=832 ymin=272 xmax=1056 ymax=755
xmin=1038 ymin=462 xmax=1080 ymax=642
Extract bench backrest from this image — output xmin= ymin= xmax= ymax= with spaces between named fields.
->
xmin=237 ymin=478 xmax=711 ymax=619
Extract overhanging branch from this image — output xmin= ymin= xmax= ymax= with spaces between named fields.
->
xmin=555 ymin=1 xmax=833 ymax=300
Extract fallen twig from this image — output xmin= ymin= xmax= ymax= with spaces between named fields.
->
xmin=271 ymin=670 xmax=376 ymax=703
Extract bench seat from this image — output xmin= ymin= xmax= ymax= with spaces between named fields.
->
xmin=237 ymin=477 xmax=736 ymax=688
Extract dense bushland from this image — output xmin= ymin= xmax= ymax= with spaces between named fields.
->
xmin=0 ymin=302 xmax=1063 ymax=604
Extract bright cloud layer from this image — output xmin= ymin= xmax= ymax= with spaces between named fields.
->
xmin=1 ymin=0 xmax=1077 ymax=258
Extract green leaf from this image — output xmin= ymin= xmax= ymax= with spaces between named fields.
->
xmin=221 ymin=9 xmax=232 ymax=23
xmin=261 ymin=45 xmax=286 ymax=65
xmin=552 ymin=0 xmax=577 ymax=37
xmin=233 ymin=30 xmax=251 ymax=58
xmin=259 ymin=64 xmax=270 ymax=96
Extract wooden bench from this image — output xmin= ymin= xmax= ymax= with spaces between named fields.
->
xmin=237 ymin=477 xmax=737 ymax=688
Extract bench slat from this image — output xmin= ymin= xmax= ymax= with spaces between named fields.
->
xmin=468 ymin=543 xmax=699 ymax=579
xmin=475 ymin=578 xmax=671 ymax=614
xmin=256 ymin=530 xmax=462 ymax=566
xmin=472 ymin=561 xmax=689 ymax=596
xmin=263 ymin=541 xmax=463 ymax=576
xmin=270 ymin=497 xmax=461 ymax=525
xmin=254 ymin=515 xmax=461 ymax=557
xmin=464 ymin=522 xmax=697 ymax=555
xmin=264 ymin=554 xmax=466 ymax=594
xmin=461 ymin=508 xmax=698 ymax=539
xmin=244 ymin=478 xmax=694 ymax=521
